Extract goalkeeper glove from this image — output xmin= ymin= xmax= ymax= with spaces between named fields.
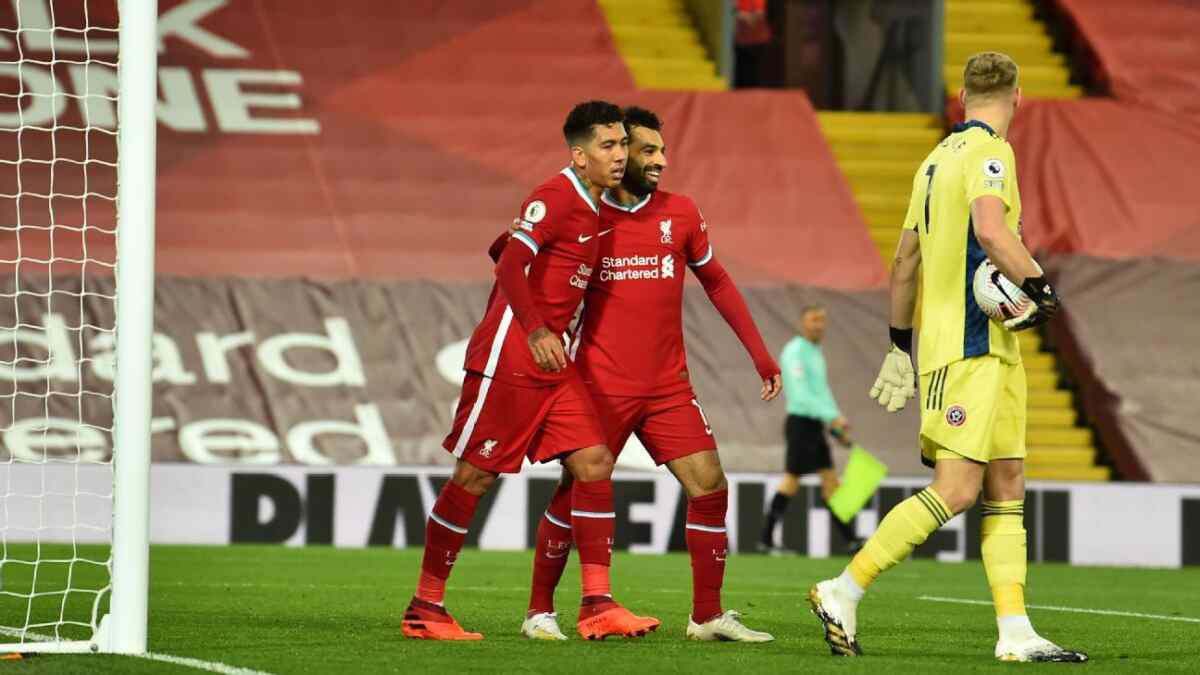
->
xmin=869 ymin=327 xmax=917 ymax=413
xmin=1004 ymin=276 xmax=1060 ymax=332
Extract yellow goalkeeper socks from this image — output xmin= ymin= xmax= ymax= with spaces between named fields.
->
xmin=847 ymin=487 xmax=952 ymax=590
xmin=981 ymin=499 xmax=1027 ymax=617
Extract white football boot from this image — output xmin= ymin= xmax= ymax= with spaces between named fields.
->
xmin=996 ymin=634 xmax=1088 ymax=662
xmin=521 ymin=611 xmax=568 ymax=641
xmin=685 ymin=610 xmax=774 ymax=642
xmin=808 ymin=579 xmax=862 ymax=656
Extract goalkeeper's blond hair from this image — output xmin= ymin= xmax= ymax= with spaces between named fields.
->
xmin=963 ymin=52 xmax=1019 ymax=105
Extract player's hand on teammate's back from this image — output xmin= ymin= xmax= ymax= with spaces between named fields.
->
xmin=528 ymin=326 xmax=567 ymax=372
xmin=869 ymin=346 xmax=916 ymax=413
xmin=760 ymin=373 xmax=782 ymax=402
xmin=1004 ymin=276 xmax=1061 ymax=332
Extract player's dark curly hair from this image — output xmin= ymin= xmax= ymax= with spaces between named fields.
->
xmin=622 ymin=106 xmax=662 ymax=133
xmin=562 ymin=100 xmax=624 ymax=146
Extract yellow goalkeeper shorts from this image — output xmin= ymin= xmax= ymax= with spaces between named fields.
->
xmin=918 ymin=355 xmax=1026 ymax=466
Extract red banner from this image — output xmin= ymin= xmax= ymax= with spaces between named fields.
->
xmin=0 ymin=0 xmax=883 ymax=289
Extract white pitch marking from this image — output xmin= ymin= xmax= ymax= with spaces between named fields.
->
xmin=0 ymin=626 xmax=273 ymax=674
xmin=919 ymin=595 xmax=1200 ymax=624
xmin=139 ymin=652 xmax=274 ymax=675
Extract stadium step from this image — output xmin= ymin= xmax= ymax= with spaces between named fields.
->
xmin=854 ymin=193 xmax=912 ymax=213
xmin=1026 ymin=371 xmax=1060 ymax=391
xmin=599 ymin=0 xmax=727 ymax=91
xmin=621 ymin=57 xmax=723 ymax=90
xmin=1027 ymin=446 xmax=1096 ymax=467
xmin=943 ymin=1 xmax=1082 ymax=101
xmin=945 ymin=33 xmax=1054 ymax=65
xmin=1028 ymin=427 xmax=1093 ymax=447
xmin=818 ymin=111 xmax=943 ymax=269
xmin=1028 ymin=389 xmax=1071 ymax=409
xmin=945 ymin=45 xmax=1066 ymax=69
xmin=817 ymin=112 xmax=941 ymax=130
xmin=816 ymin=126 xmax=943 ymax=146
xmin=617 ymin=39 xmax=709 ymax=61
xmin=1028 ymin=407 xmax=1077 ymax=427
xmin=1021 ymin=352 xmax=1056 ymax=372
xmin=943 ymin=64 xmax=1072 ymax=90
xmin=831 ymin=144 xmax=930 ymax=168
xmin=1026 ymin=465 xmax=1112 ymax=482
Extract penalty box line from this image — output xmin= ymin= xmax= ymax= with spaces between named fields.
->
xmin=918 ymin=595 xmax=1200 ymax=624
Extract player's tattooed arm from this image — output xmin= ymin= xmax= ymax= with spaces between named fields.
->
xmin=890 ymin=229 xmax=921 ymax=332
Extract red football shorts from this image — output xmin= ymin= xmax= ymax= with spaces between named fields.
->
xmin=443 ymin=371 xmax=606 ymax=474
xmin=593 ymin=388 xmax=717 ymax=465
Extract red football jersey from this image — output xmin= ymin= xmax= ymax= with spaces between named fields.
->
xmin=571 ymin=189 xmax=713 ymax=397
xmin=464 ymin=168 xmax=600 ymax=386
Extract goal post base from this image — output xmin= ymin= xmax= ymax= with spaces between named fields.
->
xmin=0 ymin=640 xmax=101 ymax=655
xmin=0 ymin=613 xmax=116 ymax=655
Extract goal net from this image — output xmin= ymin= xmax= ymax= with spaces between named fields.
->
xmin=0 ymin=0 xmax=155 ymax=655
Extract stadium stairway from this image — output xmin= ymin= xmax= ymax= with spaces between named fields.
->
xmin=819 ymin=110 xmax=1108 ymax=482
xmin=818 ymin=112 xmax=942 ymax=265
xmin=945 ymin=0 xmax=1081 ymax=99
xmin=598 ymin=0 xmax=727 ymax=90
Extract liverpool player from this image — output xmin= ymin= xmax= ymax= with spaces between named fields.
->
xmin=402 ymin=101 xmax=659 ymax=641
xmin=493 ymin=107 xmax=782 ymax=641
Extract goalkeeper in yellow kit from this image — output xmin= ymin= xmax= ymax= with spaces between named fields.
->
xmin=807 ymin=53 xmax=1087 ymax=662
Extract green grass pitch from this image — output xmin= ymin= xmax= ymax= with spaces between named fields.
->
xmin=4 ymin=545 xmax=1199 ymax=673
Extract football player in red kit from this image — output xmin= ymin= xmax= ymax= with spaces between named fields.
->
xmin=491 ymin=107 xmax=782 ymax=642
xmin=403 ymin=101 xmax=660 ymax=641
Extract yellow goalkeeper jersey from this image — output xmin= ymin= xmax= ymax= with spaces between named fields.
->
xmin=902 ymin=120 xmax=1023 ymax=375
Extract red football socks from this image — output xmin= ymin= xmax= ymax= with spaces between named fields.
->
xmin=528 ymin=483 xmax=574 ymax=615
xmin=415 ymin=481 xmax=480 ymax=605
xmin=686 ymin=489 xmax=728 ymax=624
xmin=571 ymin=479 xmax=615 ymax=599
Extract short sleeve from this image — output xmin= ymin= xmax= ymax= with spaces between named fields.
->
xmin=684 ymin=199 xmax=714 ymax=268
xmin=964 ymin=140 xmax=1016 ymax=210
xmin=512 ymin=186 xmax=570 ymax=254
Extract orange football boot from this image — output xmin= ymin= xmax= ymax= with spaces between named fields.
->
xmin=401 ymin=597 xmax=483 ymax=640
xmin=576 ymin=596 xmax=661 ymax=640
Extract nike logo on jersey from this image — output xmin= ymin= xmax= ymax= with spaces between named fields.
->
xmin=598 ymin=228 xmax=614 ymax=237
xmin=578 ymin=234 xmax=594 ymax=243
xmin=545 ymin=550 xmax=569 ymax=559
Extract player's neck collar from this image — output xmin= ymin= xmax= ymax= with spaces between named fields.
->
xmin=600 ymin=189 xmax=652 ymax=213
xmin=560 ymin=166 xmax=599 ymax=214
xmin=952 ymin=119 xmax=998 ymax=137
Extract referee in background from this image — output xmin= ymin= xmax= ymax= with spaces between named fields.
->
xmin=759 ymin=304 xmax=861 ymax=551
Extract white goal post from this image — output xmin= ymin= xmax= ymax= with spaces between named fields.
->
xmin=0 ymin=0 xmax=156 ymax=655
